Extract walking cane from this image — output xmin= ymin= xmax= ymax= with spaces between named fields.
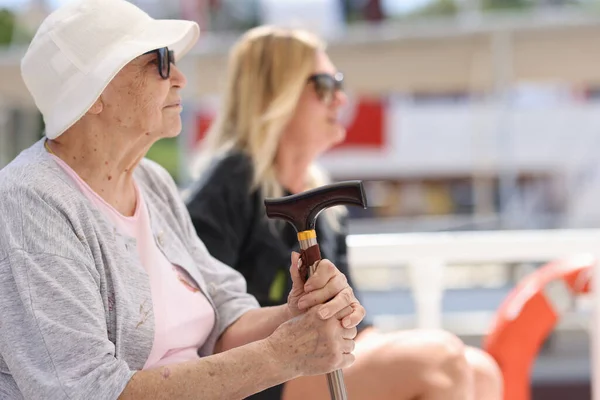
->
xmin=264 ymin=180 xmax=367 ymax=400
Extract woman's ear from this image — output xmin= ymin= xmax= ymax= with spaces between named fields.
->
xmin=88 ymin=98 xmax=104 ymax=115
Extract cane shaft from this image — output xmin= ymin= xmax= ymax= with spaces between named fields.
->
xmin=298 ymin=230 xmax=349 ymax=400
xmin=327 ymin=371 xmax=348 ymax=400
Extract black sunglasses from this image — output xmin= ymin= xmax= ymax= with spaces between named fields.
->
xmin=144 ymin=47 xmax=175 ymax=79
xmin=307 ymin=72 xmax=344 ymax=104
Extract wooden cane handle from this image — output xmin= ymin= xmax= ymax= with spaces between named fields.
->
xmin=299 ymin=244 xmax=322 ymax=282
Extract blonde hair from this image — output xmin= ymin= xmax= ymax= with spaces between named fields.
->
xmin=194 ymin=25 xmax=346 ymax=229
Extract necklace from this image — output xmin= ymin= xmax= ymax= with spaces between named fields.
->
xmin=44 ymin=139 xmax=56 ymax=156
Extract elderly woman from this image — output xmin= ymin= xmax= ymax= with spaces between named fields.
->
xmin=0 ymin=1 xmax=366 ymax=399
xmin=185 ymin=26 xmax=504 ymax=400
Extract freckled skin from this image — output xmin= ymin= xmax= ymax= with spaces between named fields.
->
xmin=88 ymin=55 xmax=182 ymax=214
xmin=49 ymin=53 xmax=186 ymax=217
xmin=100 ymin=61 xmax=181 ymax=139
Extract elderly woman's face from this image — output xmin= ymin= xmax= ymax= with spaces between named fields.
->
xmin=97 ymin=49 xmax=186 ymax=139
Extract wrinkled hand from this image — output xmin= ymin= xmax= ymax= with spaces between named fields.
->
xmin=286 ymin=252 xmax=307 ymax=318
xmin=268 ymin=306 xmax=358 ymax=377
xmin=287 ymin=252 xmax=366 ymax=330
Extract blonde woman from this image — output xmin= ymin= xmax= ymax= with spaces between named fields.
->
xmin=185 ymin=25 xmax=503 ymax=400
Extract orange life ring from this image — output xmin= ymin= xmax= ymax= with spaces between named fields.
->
xmin=483 ymin=254 xmax=594 ymax=400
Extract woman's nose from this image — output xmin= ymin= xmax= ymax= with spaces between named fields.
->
xmin=333 ymin=89 xmax=347 ymax=108
xmin=170 ymin=64 xmax=187 ymax=89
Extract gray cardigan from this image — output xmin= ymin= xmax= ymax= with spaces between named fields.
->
xmin=0 ymin=140 xmax=260 ymax=400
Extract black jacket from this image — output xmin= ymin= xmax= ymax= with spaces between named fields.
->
xmin=184 ymin=151 xmax=371 ymax=330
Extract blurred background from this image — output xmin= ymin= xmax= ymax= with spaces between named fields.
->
xmin=2 ymin=0 xmax=600 ymax=398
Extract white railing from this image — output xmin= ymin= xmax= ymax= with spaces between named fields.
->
xmin=346 ymin=228 xmax=600 ymax=397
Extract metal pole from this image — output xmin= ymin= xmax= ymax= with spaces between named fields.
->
xmin=491 ymin=30 xmax=517 ymax=229
xmin=299 ymin=236 xmax=348 ymax=400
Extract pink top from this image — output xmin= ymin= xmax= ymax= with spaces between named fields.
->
xmin=49 ymin=153 xmax=215 ymax=370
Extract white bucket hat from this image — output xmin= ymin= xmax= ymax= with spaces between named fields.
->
xmin=20 ymin=0 xmax=200 ymax=140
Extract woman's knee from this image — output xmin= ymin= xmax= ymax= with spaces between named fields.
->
xmin=382 ymin=330 xmax=471 ymax=389
xmin=330 ymin=329 xmax=474 ymax=399
xmin=465 ymin=346 xmax=504 ymax=400
xmin=421 ymin=331 xmax=471 ymax=386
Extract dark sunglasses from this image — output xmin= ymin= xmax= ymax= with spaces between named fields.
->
xmin=307 ymin=72 xmax=344 ymax=104
xmin=144 ymin=47 xmax=175 ymax=79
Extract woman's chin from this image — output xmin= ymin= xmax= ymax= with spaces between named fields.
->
xmin=332 ymin=126 xmax=347 ymax=145
xmin=321 ymin=132 xmax=347 ymax=154
xmin=161 ymin=119 xmax=182 ymax=138
xmin=164 ymin=130 xmax=181 ymax=139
